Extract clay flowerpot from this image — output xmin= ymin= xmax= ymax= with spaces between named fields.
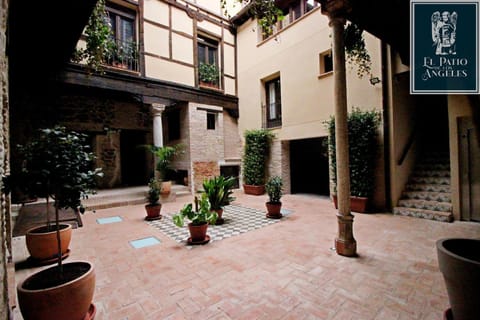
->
xmin=436 ymin=238 xmax=480 ymax=320
xmin=25 ymin=224 xmax=72 ymax=262
xmin=332 ymin=195 xmax=369 ymax=213
xmin=17 ymin=260 xmax=96 ymax=320
xmin=145 ymin=204 xmax=162 ymax=220
xmin=188 ymin=222 xmax=209 ymax=242
xmin=160 ymin=181 xmax=172 ymax=195
xmin=266 ymin=202 xmax=282 ymax=219
xmin=213 ymin=208 xmax=224 ymax=225
xmin=243 ymin=184 xmax=265 ymax=195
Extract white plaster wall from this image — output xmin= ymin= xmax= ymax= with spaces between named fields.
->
xmin=144 ymin=0 xmax=169 ymax=25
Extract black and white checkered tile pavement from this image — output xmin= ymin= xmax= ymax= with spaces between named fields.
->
xmin=147 ymin=204 xmax=292 ymax=247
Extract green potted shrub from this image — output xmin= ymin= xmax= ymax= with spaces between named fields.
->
xmin=203 ymin=175 xmax=236 ymax=225
xmin=172 ymin=194 xmax=218 ymax=245
xmin=145 ymin=178 xmax=162 ymax=221
xmin=242 ymin=129 xmax=274 ymax=195
xmin=265 ymin=176 xmax=283 ymax=219
xmin=326 ymin=108 xmax=381 ymax=212
xmin=198 ymin=62 xmax=219 ymax=88
xmin=146 ymin=143 xmax=184 ymax=195
xmin=16 ymin=126 xmax=103 ymax=320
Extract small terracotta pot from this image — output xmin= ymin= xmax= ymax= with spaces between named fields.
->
xmin=25 ymin=224 xmax=72 ymax=261
xmin=17 ymin=261 xmax=95 ymax=320
xmin=160 ymin=181 xmax=172 ymax=195
xmin=213 ymin=208 xmax=223 ymax=220
xmin=188 ymin=223 xmax=208 ymax=242
xmin=266 ymin=202 xmax=282 ymax=216
xmin=243 ymin=184 xmax=265 ymax=195
xmin=145 ymin=204 xmax=162 ymax=219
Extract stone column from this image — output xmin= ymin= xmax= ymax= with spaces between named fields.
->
xmin=320 ymin=0 xmax=357 ymax=257
xmin=151 ymin=103 xmax=166 ymax=148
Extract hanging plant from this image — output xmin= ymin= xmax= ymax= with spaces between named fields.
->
xmin=71 ymin=0 xmax=116 ymax=73
xmin=344 ymin=22 xmax=372 ymax=78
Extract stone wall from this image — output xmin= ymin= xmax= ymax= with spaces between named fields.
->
xmin=267 ymin=139 xmax=291 ymax=194
xmin=1 ymin=0 xmax=10 ymax=317
xmin=223 ymin=111 xmax=242 ymax=160
xmin=95 ymin=132 xmax=122 ymax=188
xmin=193 ymin=162 xmax=220 ymax=192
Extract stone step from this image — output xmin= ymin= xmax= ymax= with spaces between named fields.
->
xmin=82 ymin=184 xmax=191 ymax=211
xmin=405 ymin=183 xmax=451 ymax=193
xmin=393 ymin=207 xmax=453 ymax=223
xmin=401 ymin=191 xmax=451 ymax=202
xmin=397 ymin=199 xmax=452 ymax=212
xmin=412 ymin=169 xmax=450 ymax=178
xmin=409 ymin=176 xmax=450 ymax=185
xmin=415 ymin=163 xmax=450 ymax=171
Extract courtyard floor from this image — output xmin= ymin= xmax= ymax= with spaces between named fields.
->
xmin=12 ymin=190 xmax=480 ymax=319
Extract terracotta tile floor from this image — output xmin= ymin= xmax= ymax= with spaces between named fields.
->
xmin=12 ymin=191 xmax=480 ymax=319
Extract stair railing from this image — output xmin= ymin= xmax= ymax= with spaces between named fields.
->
xmin=397 ymin=124 xmax=417 ymax=166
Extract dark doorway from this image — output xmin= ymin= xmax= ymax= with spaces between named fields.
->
xmin=290 ymin=137 xmax=329 ymax=195
xmin=220 ymin=165 xmax=240 ymax=189
xmin=120 ymin=130 xmax=148 ymax=186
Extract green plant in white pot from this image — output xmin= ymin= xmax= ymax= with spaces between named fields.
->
xmin=16 ymin=126 xmax=103 ymax=320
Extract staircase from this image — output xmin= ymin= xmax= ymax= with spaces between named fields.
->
xmin=393 ymin=152 xmax=453 ymax=222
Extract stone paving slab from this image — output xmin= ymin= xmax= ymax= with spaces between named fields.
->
xmin=12 ymin=191 xmax=480 ymax=319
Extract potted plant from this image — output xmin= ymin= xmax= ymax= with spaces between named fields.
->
xmin=265 ymin=176 xmax=283 ymax=219
xmin=146 ymin=143 xmax=184 ymax=195
xmin=202 ymin=175 xmax=236 ymax=225
xmin=145 ymin=178 xmax=162 ymax=221
xmin=198 ymin=62 xmax=219 ymax=88
xmin=326 ymin=108 xmax=380 ymax=212
xmin=172 ymin=194 xmax=218 ymax=245
xmin=242 ymin=129 xmax=274 ymax=195
xmin=16 ymin=126 xmax=102 ymax=320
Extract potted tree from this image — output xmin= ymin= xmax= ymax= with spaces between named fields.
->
xmin=242 ymin=129 xmax=274 ymax=195
xmin=203 ymin=175 xmax=236 ymax=225
xmin=16 ymin=126 xmax=102 ymax=320
xmin=146 ymin=143 xmax=184 ymax=195
xmin=265 ymin=176 xmax=283 ymax=219
xmin=145 ymin=178 xmax=162 ymax=221
xmin=198 ymin=62 xmax=220 ymax=88
xmin=326 ymin=108 xmax=380 ymax=213
xmin=172 ymin=194 xmax=218 ymax=245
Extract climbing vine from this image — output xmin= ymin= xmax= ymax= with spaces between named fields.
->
xmin=344 ymin=22 xmax=372 ymax=78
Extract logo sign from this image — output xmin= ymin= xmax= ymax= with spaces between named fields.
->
xmin=411 ymin=0 xmax=479 ymax=94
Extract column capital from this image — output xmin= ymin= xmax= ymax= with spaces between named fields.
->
xmin=151 ymin=103 xmax=166 ymax=116
xmin=319 ymin=0 xmax=351 ymax=21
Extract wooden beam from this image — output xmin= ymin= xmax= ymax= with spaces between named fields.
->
xmin=58 ymin=66 xmax=238 ymax=110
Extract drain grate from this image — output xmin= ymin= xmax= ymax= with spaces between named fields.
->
xmin=129 ymin=237 xmax=161 ymax=249
xmin=96 ymin=216 xmax=123 ymax=224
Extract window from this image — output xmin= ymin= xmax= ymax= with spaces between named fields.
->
xmin=265 ymin=78 xmax=282 ymax=128
xmin=106 ymin=3 xmax=138 ymax=71
xmin=319 ymin=50 xmax=333 ymax=76
xmin=207 ymin=113 xmax=216 ymax=130
xmin=198 ymin=35 xmax=219 ymax=87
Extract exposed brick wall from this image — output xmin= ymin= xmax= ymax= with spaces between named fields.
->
xmin=267 ymin=139 xmax=291 ymax=194
xmin=223 ymin=111 xmax=241 ymax=160
xmin=193 ymin=162 xmax=220 ymax=192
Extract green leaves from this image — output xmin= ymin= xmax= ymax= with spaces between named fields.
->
xmin=146 ymin=178 xmax=160 ymax=206
xmin=202 ymin=176 xmax=236 ymax=210
xmin=172 ymin=194 xmax=218 ymax=227
xmin=326 ymin=108 xmax=380 ymax=198
xmin=344 ymin=23 xmax=372 ymax=78
xmin=199 ymin=62 xmax=219 ymax=83
xmin=242 ymin=129 xmax=274 ymax=185
xmin=17 ymin=125 xmax=103 ymax=212
xmin=145 ymin=144 xmax=184 ymax=181
xmin=266 ymin=176 xmax=283 ymax=203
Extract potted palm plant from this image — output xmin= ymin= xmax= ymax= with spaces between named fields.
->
xmin=242 ymin=129 xmax=274 ymax=195
xmin=265 ymin=176 xmax=283 ymax=219
xmin=16 ymin=126 xmax=103 ymax=320
xmin=203 ymin=175 xmax=236 ymax=225
xmin=326 ymin=108 xmax=380 ymax=212
xmin=146 ymin=143 xmax=184 ymax=195
xmin=145 ymin=178 xmax=162 ymax=221
xmin=172 ymin=194 xmax=218 ymax=245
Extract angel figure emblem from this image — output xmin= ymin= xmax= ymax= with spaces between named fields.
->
xmin=431 ymin=10 xmax=457 ymax=55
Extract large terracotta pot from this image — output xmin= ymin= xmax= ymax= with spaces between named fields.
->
xmin=188 ymin=222 xmax=208 ymax=242
xmin=25 ymin=224 xmax=72 ymax=261
xmin=436 ymin=238 xmax=480 ymax=320
xmin=332 ymin=195 xmax=369 ymax=213
xmin=17 ymin=261 xmax=96 ymax=320
xmin=243 ymin=184 xmax=265 ymax=195
xmin=160 ymin=181 xmax=172 ymax=195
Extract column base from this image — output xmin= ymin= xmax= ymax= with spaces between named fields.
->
xmin=335 ymin=237 xmax=357 ymax=257
xmin=335 ymin=213 xmax=357 ymax=257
